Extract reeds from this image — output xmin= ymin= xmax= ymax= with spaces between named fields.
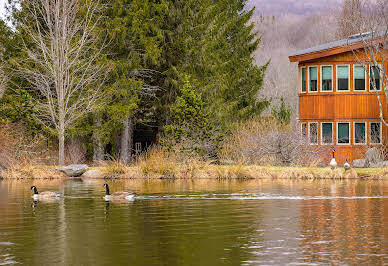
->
xmin=137 ymin=147 xmax=178 ymax=178
xmin=0 ymin=163 xmax=65 ymax=179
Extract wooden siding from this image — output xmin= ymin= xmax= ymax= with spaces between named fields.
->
xmin=296 ymin=50 xmax=387 ymax=164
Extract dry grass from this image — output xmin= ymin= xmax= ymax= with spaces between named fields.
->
xmin=137 ymin=148 xmax=178 ymax=178
xmin=100 ymin=159 xmax=133 ymax=178
xmin=213 ymin=164 xmax=272 ymax=179
xmin=0 ymin=163 xmax=65 ymax=179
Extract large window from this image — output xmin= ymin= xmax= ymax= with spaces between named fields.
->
xmin=354 ymin=65 xmax=366 ymax=91
xmin=337 ymin=122 xmax=350 ymax=144
xmin=370 ymin=122 xmax=382 ymax=144
xmin=321 ymin=122 xmax=333 ymax=144
xmin=301 ymin=67 xmax=306 ymax=92
xmin=309 ymin=122 xmax=318 ymax=144
xmin=337 ymin=65 xmax=349 ymax=91
xmin=301 ymin=122 xmax=307 ymax=137
xmin=354 ymin=122 xmax=366 ymax=144
xmin=309 ymin=66 xmax=317 ymax=92
xmin=321 ymin=66 xmax=332 ymax=91
xmin=370 ymin=65 xmax=381 ymax=91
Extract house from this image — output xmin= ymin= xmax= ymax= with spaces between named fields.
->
xmin=289 ymin=33 xmax=386 ymax=164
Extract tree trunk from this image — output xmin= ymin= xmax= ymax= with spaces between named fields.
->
xmin=93 ymin=116 xmax=104 ymax=163
xmin=120 ymin=116 xmax=134 ymax=164
xmin=58 ymin=126 xmax=65 ymax=166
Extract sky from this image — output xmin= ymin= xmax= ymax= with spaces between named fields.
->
xmin=247 ymin=0 xmax=342 ymax=15
xmin=0 ymin=0 xmax=341 ymax=18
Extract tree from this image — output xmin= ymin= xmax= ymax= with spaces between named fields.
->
xmin=272 ymin=97 xmax=291 ymax=125
xmin=343 ymin=0 xmax=388 ymax=127
xmin=92 ymin=0 xmax=164 ymax=164
xmin=336 ymin=0 xmax=364 ymax=38
xmin=154 ymin=0 xmax=269 ymax=131
xmin=162 ymin=78 xmax=222 ymax=158
xmin=15 ymin=0 xmax=107 ymax=165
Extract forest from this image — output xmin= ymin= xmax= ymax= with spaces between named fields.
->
xmin=0 ymin=0 xmax=373 ymax=174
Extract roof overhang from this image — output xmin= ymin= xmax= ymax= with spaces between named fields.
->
xmin=289 ymin=32 xmax=385 ymax=63
xmin=289 ymin=42 xmax=365 ymax=63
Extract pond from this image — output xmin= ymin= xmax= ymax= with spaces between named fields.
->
xmin=0 ymin=179 xmax=387 ymax=265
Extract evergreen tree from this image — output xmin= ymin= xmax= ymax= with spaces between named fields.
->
xmin=162 ymin=78 xmax=222 ymax=158
xmin=272 ymin=97 xmax=291 ymax=125
xmin=156 ymin=0 xmax=268 ymax=129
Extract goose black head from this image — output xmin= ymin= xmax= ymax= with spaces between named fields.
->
xmin=30 ymin=186 xmax=38 ymax=194
xmin=103 ymin=184 xmax=110 ymax=195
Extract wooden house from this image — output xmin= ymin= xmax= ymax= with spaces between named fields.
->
xmin=289 ymin=33 xmax=387 ymax=164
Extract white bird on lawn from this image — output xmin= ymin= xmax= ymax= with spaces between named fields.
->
xmin=329 ymin=151 xmax=337 ymax=169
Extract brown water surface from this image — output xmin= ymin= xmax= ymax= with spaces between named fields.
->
xmin=0 ymin=179 xmax=387 ymax=265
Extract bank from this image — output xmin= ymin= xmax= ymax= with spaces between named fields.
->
xmin=1 ymin=164 xmax=388 ymax=180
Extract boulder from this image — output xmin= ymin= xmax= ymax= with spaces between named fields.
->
xmin=352 ymin=159 xmax=366 ymax=168
xmin=57 ymin=164 xmax=88 ymax=177
xmin=365 ymin=147 xmax=383 ymax=167
xmin=368 ymin=161 xmax=388 ymax=168
xmin=82 ymin=169 xmax=103 ymax=178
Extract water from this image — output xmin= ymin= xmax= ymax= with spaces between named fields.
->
xmin=0 ymin=179 xmax=387 ymax=265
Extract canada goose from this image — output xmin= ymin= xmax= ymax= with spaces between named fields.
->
xmin=344 ymin=159 xmax=351 ymax=170
xmin=329 ymin=151 xmax=337 ymax=169
xmin=30 ymin=186 xmax=61 ymax=200
xmin=103 ymin=184 xmax=136 ymax=201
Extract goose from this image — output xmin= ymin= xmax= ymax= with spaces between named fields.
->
xmin=344 ymin=159 xmax=351 ymax=170
xmin=103 ymin=184 xmax=136 ymax=201
xmin=30 ymin=186 xmax=61 ymax=200
xmin=329 ymin=151 xmax=337 ymax=169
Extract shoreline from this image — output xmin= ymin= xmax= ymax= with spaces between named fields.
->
xmin=1 ymin=164 xmax=388 ymax=180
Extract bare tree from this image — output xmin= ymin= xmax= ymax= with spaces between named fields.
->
xmin=343 ymin=0 xmax=388 ymax=126
xmin=254 ymin=14 xmax=337 ymax=115
xmin=17 ymin=0 xmax=107 ymax=165
xmin=336 ymin=0 xmax=364 ymax=38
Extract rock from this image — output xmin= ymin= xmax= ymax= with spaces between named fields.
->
xmin=82 ymin=169 xmax=103 ymax=178
xmin=57 ymin=164 xmax=88 ymax=177
xmin=365 ymin=147 xmax=383 ymax=167
xmin=352 ymin=159 xmax=366 ymax=168
xmin=368 ymin=161 xmax=388 ymax=168
xmin=343 ymin=168 xmax=358 ymax=179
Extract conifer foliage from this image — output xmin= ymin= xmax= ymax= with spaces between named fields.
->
xmin=162 ymin=78 xmax=222 ymax=158
xmin=0 ymin=0 xmax=268 ymax=163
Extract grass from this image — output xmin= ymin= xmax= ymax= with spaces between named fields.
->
xmin=2 ymin=159 xmax=388 ymax=180
xmin=0 ymin=164 xmax=66 ymax=179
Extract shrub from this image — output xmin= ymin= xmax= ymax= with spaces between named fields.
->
xmin=221 ymin=118 xmax=330 ymax=166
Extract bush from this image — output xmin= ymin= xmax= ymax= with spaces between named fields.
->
xmin=221 ymin=118 xmax=330 ymax=166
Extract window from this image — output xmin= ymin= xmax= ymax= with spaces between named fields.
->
xmin=337 ymin=122 xmax=350 ymax=144
xmin=370 ymin=65 xmax=381 ymax=91
xmin=370 ymin=122 xmax=382 ymax=144
xmin=301 ymin=122 xmax=307 ymax=137
xmin=301 ymin=67 xmax=306 ymax=92
xmin=321 ymin=66 xmax=332 ymax=91
xmin=321 ymin=122 xmax=333 ymax=144
xmin=309 ymin=122 xmax=318 ymax=144
xmin=354 ymin=122 xmax=366 ymax=144
xmin=354 ymin=65 xmax=366 ymax=91
xmin=337 ymin=65 xmax=349 ymax=91
xmin=309 ymin=66 xmax=317 ymax=92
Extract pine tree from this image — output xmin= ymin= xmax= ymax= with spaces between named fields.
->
xmin=162 ymin=78 xmax=222 ymax=158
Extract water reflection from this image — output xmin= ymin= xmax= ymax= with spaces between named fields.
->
xmin=0 ymin=179 xmax=387 ymax=265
